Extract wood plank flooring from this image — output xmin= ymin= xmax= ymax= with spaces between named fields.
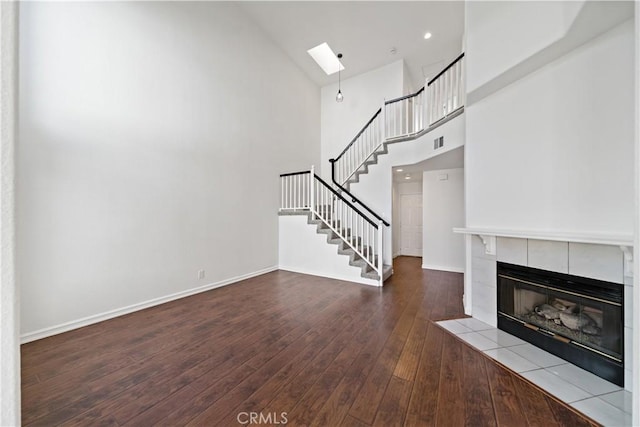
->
xmin=21 ymin=256 xmax=598 ymax=426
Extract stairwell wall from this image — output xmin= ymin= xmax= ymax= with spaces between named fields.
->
xmin=18 ymin=2 xmax=320 ymax=339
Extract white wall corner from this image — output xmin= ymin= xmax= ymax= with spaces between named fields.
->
xmin=479 ymin=234 xmax=496 ymax=255
xmin=463 ymin=234 xmax=473 ymax=315
xmin=633 ymin=2 xmax=640 ymax=423
xmin=0 ymin=2 xmax=20 ymax=425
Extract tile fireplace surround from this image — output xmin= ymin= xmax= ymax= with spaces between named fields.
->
xmin=451 ymin=229 xmax=635 ymax=426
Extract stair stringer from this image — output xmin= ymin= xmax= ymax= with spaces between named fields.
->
xmin=278 ymin=212 xmax=392 ymax=286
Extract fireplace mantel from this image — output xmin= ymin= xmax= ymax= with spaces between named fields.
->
xmin=454 ymin=228 xmax=634 ymax=275
xmin=453 ymin=227 xmax=633 ymax=246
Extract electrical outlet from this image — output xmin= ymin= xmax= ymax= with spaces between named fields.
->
xmin=198 ymin=270 xmax=205 ymax=280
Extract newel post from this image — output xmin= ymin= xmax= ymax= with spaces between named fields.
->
xmin=381 ymin=100 xmax=387 ymax=142
xmin=378 ymin=220 xmax=384 ymax=286
xmin=310 ymin=165 xmax=315 ymax=219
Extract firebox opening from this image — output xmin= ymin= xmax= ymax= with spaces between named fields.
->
xmin=497 ymin=262 xmax=624 ymax=386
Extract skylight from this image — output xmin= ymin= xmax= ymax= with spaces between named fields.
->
xmin=307 ymin=43 xmax=344 ymax=75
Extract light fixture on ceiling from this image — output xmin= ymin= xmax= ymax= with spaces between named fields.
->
xmin=396 ymin=169 xmax=404 ymax=172
xmin=336 ymin=53 xmax=344 ymax=103
xmin=405 ymin=174 xmax=411 ymax=180
xmin=424 ymin=32 xmax=432 ymax=40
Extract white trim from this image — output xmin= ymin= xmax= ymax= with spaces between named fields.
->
xmin=463 ymin=234 xmax=473 ymax=316
xmin=20 ymin=265 xmax=278 ymax=344
xmin=633 ymin=3 xmax=639 ymax=424
xmin=478 ymin=234 xmax=496 ymax=255
xmin=421 ymin=264 xmax=464 ymax=274
xmin=454 ymin=227 xmax=633 ymax=246
xmin=278 ymin=265 xmax=380 ymax=287
xmin=0 ymin=2 xmax=19 ymax=425
xmin=398 ymin=251 xmax=422 ymax=257
xmin=620 ymin=245 xmax=633 ymax=277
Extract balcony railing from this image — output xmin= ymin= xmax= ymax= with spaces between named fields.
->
xmin=427 ymin=52 xmax=465 ymax=126
xmin=333 ymin=53 xmax=465 ymax=190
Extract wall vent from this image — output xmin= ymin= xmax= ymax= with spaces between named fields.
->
xmin=433 ymin=136 xmax=444 ymax=149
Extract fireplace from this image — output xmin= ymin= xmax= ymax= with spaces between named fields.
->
xmin=497 ymin=262 xmax=624 ymax=386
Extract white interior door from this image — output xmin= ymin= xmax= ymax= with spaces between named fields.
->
xmin=399 ymin=194 xmax=423 ymax=257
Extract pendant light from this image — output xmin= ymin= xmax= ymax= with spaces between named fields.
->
xmin=336 ymin=53 xmax=344 ymax=103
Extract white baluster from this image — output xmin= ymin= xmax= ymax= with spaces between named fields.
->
xmin=364 ymin=223 xmax=368 ymax=262
xmin=339 ymin=199 xmax=342 ymax=237
xmin=349 ymin=209 xmax=353 ymax=246
xmin=286 ymin=177 xmax=290 ymax=209
xmin=381 ymin=103 xmax=386 ymax=142
xmin=444 ymin=69 xmax=449 ymax=115
xmin=455 ymin=62 xmax=460 ymax=109
xmin=440 ymin=78 xmax=445 ymax=120
xmin=333 ymin=195 xmax=337 ymax=230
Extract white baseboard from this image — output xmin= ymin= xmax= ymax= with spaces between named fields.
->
xmin=278 ymin=265 xmax=380 ymax=287
xmin=20 ymin=265 xmax=278 ymax=344
xmin=421 ymin=264 xmax=465 ymax=274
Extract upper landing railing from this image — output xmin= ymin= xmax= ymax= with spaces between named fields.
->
xmin=332 ymin=53 xmax=465 ymax=188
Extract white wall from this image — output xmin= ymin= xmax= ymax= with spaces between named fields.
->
xmin=402 ymin=60 xmax=415 ymax=95
xmin=18 ymin=2 xmax=320 ymax=339
xmin=465 ymin=19 xmax=635 ymax=236
xmin=278 ymin=215 xmax=378 ymax=286
xmin=0 ymin=2 xmax=20 ymax=425
xmin=320 ymin=60 xmax=404 ymax=178
xmin=465 ymin=1 xmax=583 ymax=93
xmin=422 ymin=168 xmax=464 ymax=272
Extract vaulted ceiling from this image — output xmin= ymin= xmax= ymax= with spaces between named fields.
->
xmin=240 ymin=1 xmax=465 ymax=89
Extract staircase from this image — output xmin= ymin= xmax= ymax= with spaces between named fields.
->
xmin=281 ymin=210 xmax=393 ymax=282
xmin=342 ymin=108 xmax=464 ymax=191
xmin=279 ymin=53 xmax=465 ymax=287
xmin=331 ymin=53 xmax=465 ymax=193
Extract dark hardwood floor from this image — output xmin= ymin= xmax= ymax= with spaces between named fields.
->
xmin=21 ymin=256 xmax=598 ymax=426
